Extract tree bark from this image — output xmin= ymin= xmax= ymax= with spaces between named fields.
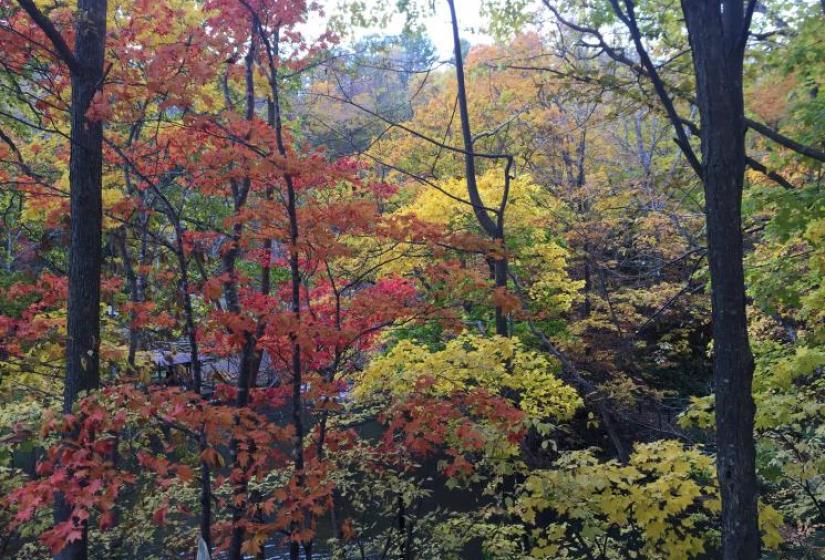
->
xmin=37 ymin=0 xmax=109 ymax=558
xmin=48 ymin=1 xmax=108 ymax=559
xmin=62 ymin=0 xmax=107 ymax=412
xmin=681 ymin=0 xmax=760 ymax=557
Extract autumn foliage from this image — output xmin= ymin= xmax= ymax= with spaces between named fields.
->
xmin=1 ymin=0 xmax=824 ymax=559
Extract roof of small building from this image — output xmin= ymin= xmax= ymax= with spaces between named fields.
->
xmin=150 ymin=350 xmax=216 ymax=367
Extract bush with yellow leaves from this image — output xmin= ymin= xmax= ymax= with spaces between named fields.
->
xmin=516 ymin=440 xmax=783 ymax=559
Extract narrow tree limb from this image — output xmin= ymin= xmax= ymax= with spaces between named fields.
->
xmin=746 ymin=118 xmax=825 ymax=163
xmin=613 ymin=0 xmax=704 ymax=176
xmin=14 ymin=0 xmax=82 ymax=75
xmin=744 ymin=155 xmax=797 ymax=189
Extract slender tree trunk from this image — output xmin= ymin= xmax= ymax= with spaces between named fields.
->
xmin=397 ymin=495 xmax=406 ymax=560
xmin=281 ymin=77 xmax=307 ymax=560
xmin=227 ymin=27 xmax=258 ymax=560
xmin=120 ymin=121 xmax=147 ymax=368
xmin=177 ymin=257 xmax=212 ymax=553
xmin=493 ymin=257 xmax=508 ymax=336
xmin=446 ymin=0 xmax=509 ymax=337
xmin=257 ymin=23 xmax=307 ymax=560
xmin=115 ymin=229 xmax=139 ymax=368
xmin=169 ymin=219 xmax=211 ymax=551
xmin=582 ymin=246 xmax=592 ymax=320
xmin=173 ymin=239 xmax=202 ymax=393
xmin=681 ymin=0 xmax=760 ymax=557
xmin=140 ymin=183 xmax=213 ymax=552
xmin=251 ymin=19 xmax=309 ymax=558
xmin=199 ymin=431 xmax=212 ymax=553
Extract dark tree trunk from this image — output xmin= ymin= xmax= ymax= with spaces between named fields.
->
xmin=493 ymin=257 xmax=508 ymax=336
xmin=119 ymin=121 xmax=148 ymax=368
xmin=227 ymin=28 xmax=259 ymax=560
xmin=63 ymin=0 xmax=107 ymax=413
xmin=199 ymin=431 xmax=212 ymax=553
xmin=681 ymin=0 xmax=760 ymax=557
xmin=50 ymin=1 xmax=108 ymax=560
xmin=280 ymin=65 xmax=307 ymax=560
xmin=161 ymin=212 xmax=212 ymax=551
xmin=115 ymin=229 xmax=139 ymax=368
xmin=248 ymin=19 xmax=309 ymax=559
xmin=594 ymin=0 xmax=761 ymax=547
xmin=447 ymin=0 xmax=509 ymax=337
xmin=173 ymin=239 xmax=201 ymax=393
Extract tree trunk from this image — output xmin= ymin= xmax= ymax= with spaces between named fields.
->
xmin=446 ymin=0 xmax=509 ymax=337
xmin=681 ymin=0 xmax=760 ymax=557
xmin=115 ymin=229 xmax=139 ymax=368
xmin=63 ymin=0 xmax=107 ymax=413
xmin=281 ymin=70 xmax=307 ymax=560
xmin=199 ymin=431 xmax=212 ymax=553
xmin=227 ymin=27 xmax=258 ymax=560
xmin=251 ymin=20 xmax=309 ymax=559
xmin=52 ymin=2 xmax=107 ymax=559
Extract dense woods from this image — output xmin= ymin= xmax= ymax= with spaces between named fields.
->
xmin=0 ymin=0 xmax=823 ymax=559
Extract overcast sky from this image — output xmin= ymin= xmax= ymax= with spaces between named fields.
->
xmin=399 ymin=0 xmax=491 ymax=57
xmin=303 ymin=0 xmax=493 ymax=59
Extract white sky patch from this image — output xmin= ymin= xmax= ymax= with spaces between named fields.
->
xmin=302 ymin=0 xmax=493 ymax=59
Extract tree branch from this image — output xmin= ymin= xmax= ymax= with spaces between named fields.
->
xmin=14 ymin=0 xmax=82 ymax=75
xmin=746 ymin=119 xmax=825 ymax=163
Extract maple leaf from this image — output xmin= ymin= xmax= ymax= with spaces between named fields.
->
xmin=152 ymin=506 xmax=168 ymax=525
xmin=85 ymin=91 xmax=113 ymax=123
xmin=176 ymin=464 xmax=195 ymax=483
